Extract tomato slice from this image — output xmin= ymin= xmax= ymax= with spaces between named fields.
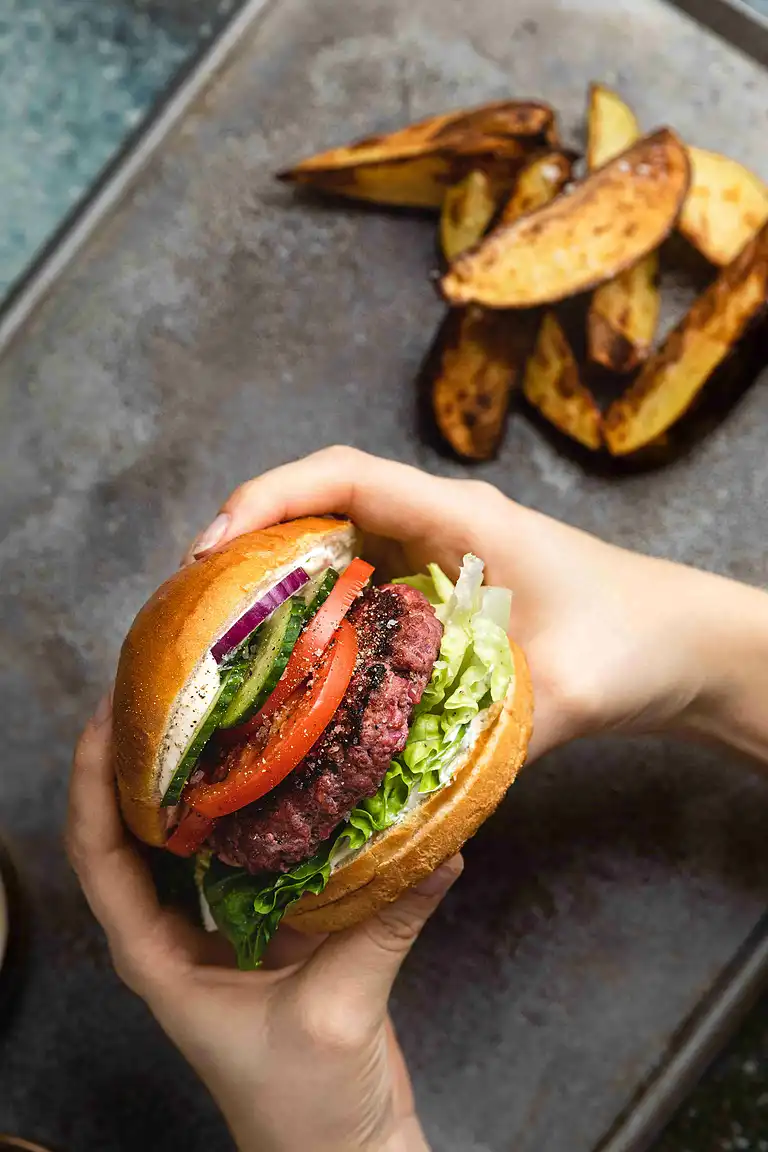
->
xmin=189 ymin=618 xmax=358 ymax=819
xmin=166 ymin=807 xmax=214 ymax=857
xmin=224 ymin=557 xmax=373 ymax=742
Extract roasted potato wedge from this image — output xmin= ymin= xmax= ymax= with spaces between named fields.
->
xmin=430 ymin=306 xmax=528 ymax=459
xmin=523 ymin=313 xmax=603 ymax=449
xmin=679 ymin=146 xmax=768 ymax=266
xmin=440 ymin=171 xmax=497 ymax=262
xmin=589 ymin=254 xmax=660 ymax=373
xmin=586 ymin=85 xmax=660 ymax=372
xmin=442 ymin=129 xmax=690 ymax=308
xmin=430 ymin=152 xmax=573 ymax=460
xmin=497 ymin=151 xmax=574 ymax=224
xmin=587 ymin=82 xmax=640 ymax=170
xmin=604 ymin=221 xmax=768 ymax=455
xmin=279 ymin=101 xmax=558 ymax=209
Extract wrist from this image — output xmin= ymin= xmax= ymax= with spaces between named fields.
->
xmin=674 ymin=569 xmax=768 ymax=762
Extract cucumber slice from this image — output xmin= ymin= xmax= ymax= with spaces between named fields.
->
xmin=220 ymin=597 xmax=307 ymax=728
xmin=161 ymin=663 xmax=247 ymax=807
xmin=304 ymin=567 xmax=339 ymax=613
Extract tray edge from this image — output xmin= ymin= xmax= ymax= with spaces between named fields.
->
xmin=0 ymin=0 xmax=278 ymax=357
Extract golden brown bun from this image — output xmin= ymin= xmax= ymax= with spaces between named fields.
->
xmin=113 ymin=517 xmax=358 ymax=846
xmin=284 ymin=640 xmax=534 ymax=934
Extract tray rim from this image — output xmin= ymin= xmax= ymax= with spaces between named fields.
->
xmin=0 ymin=0 xmax=277 ymax=355
xmin=2 ymin=0 xmax=768 ymax=1148
xmin=672 ymin=0 xmax=768 ymax=66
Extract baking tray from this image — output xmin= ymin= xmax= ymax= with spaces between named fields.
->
xmin=1 ymin=1 xmax=767 ymax=1150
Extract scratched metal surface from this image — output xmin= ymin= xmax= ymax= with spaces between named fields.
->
xmin=1 ymin=1 xmax=768 ymax=1150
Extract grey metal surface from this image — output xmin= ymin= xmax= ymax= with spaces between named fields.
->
xmin=670 ymin=0 xmax=768 ymax=66
xmin=0 ymin=1 xmax=767 ymax=1150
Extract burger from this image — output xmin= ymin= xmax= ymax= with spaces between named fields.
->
xmin=114 ymin=517 xmax=533 ymax=967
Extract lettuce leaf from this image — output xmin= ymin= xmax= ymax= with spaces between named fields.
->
xmin=203 ymin=555 xmax=514 ymax=968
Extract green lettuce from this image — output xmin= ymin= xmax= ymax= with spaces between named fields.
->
xmin=203 ymin=555 xmax=515 ymax=968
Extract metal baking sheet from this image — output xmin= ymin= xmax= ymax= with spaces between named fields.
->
xmin=1 ymin=1 xmax=768 ymax=1150
xmin=671 ymin=0 xmax=768 ymax=67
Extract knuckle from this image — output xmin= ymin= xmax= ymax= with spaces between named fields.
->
xmin=299 ymin=994 xmax=368 ymax=1054
xmin=541 ymin=650 xmax=605 ymax=738
xmin=223 ymin=477 xmax=256 ymax=513
xmin=363 ymin=899 xmax=424 ymax=955
xmin=464 ymin=478 xmax=505 ymax=507
xmin=321 ymin=444 xmax=365 ymax=468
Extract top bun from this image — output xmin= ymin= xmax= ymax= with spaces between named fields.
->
xmin=113 ymin=517 xmax=358 ymax=846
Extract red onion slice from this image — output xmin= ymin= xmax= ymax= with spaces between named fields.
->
xmin=211 ymin=567 xmax=309 ymax=663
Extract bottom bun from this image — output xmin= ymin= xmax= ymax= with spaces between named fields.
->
xmin=284 ymin=640 xmax=534 ymax=934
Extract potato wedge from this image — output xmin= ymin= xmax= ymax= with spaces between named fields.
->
xmin=430 ymin=152 xmax=574 ymax=460
xmin=679 ymin=146 xmax=768 ymax=266
xmin=523 ymin=313 xmax=603 ymax=449
xmin=441 ymin=129 xmax=690 ymax=308
xmin=603 ymin=221 xmax=768 ymax=455
xmin=279 ymin=101 xmax=557 ymax=209
xmin=588 ymin=253 xmax=660 ymax=372
xmin=587 ymin=83 xmax=640 ymax=170
xmin=440 ymin=171 xmax=497 ymax=262
xmin=430 ymin=306 xmax=527 ymax=459
xmin=586 ymin=85 xmax=660 ymax=372
xmin=497 ymin=151 xmax=574 ymax=224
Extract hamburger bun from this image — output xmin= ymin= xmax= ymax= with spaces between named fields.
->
xmin=113 ymin=514 xmax=534 ymax=940
xmin=284 ymin=640 xmax=533 ymax=933
xmin=113 ymin=517 xmax=359 ymax=845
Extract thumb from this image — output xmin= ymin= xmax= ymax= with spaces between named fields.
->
xmin=307 ymin=855 xmax=463 ymax=1018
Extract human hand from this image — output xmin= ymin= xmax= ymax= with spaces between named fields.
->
xmin=67 ymin=695 xmax=459 ymax=1152
xmin=185 ymin=446 xmax=768 ymax=763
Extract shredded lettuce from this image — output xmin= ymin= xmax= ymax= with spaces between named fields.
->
xmin=203 ymin=555 xmax=515 ymax=969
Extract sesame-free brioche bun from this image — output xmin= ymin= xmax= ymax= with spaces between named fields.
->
xmin=113 ymin=517 xmax=359 ymax=846
xmin=284 ymin=640 xmax=533 ymax=934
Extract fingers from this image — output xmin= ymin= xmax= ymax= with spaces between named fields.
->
xmin=185 ymin=447 xmax=474 ymax=561
xmin=67 ymin=696 xmax=213 ymax=992
xmin=304 ymin=855 xmax=463 ymax=1021
xmin=67 ymin=696 xmax=160 ymax=944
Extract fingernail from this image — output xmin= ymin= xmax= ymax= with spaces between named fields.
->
xmin=190 ymin=513 xmax=230 ymax=559
xmin=414 ymin=855 xmax=464 ymax=898
xmin=93 ymin=689 xmax=113 ymax=726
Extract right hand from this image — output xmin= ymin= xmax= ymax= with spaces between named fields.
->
xmin=185 ymin=446 xmax=768 ymax=764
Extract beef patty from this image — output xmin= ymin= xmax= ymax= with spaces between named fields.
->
xmin=210 ymin=583 xmax=443 ymax=874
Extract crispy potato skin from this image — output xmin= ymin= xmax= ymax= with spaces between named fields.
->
xmin=604 ymin=221 xmax=768 ymax=454
xmin=679 ymin=146 xmax=768 ymax=266
xmin=430 ymin=306 xmax=526 ymax=459
xmin=279 ymin=101 xmax=558 ymax=210
xmin=523 ymin=313 xmax=603 ymax=449
xmin=441 ymin=129 xmax=690 ymax=308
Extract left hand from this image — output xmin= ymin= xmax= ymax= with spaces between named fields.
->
xmin=67 ymin=693 xmax=459 ymax=1152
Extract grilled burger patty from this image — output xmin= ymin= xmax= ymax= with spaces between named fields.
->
xmin=210 ymin=583 xmax=443 ymax=874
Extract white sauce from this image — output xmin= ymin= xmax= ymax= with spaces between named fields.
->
xmin=158 ymin=535 xmax=354 ymax=794
xmin=159 ymin=653 xmax=220 ymax=794
xmin=199 ymin=882 xmax=218 ymax=933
